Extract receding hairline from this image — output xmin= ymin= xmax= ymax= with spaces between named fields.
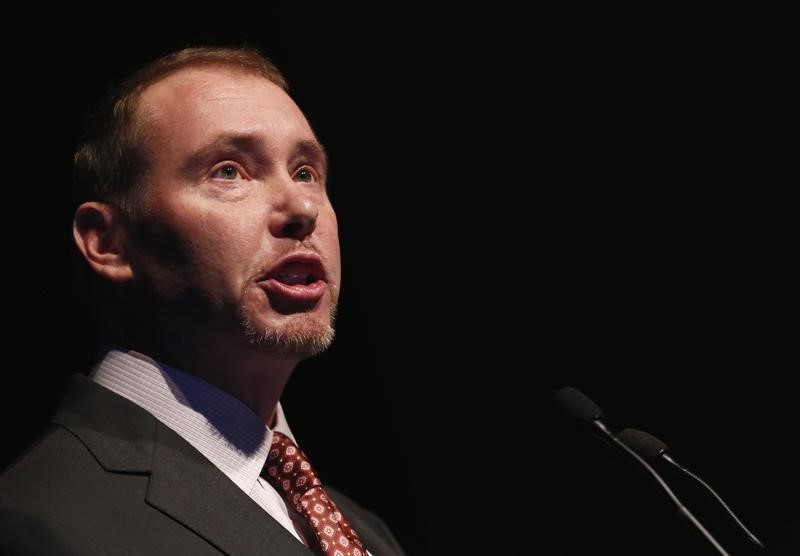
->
xmin=72 ymin=46 xmax=291 ymax=214
xmin=131 ymin=61 xmax=301 ymax=171
xmin=130 ymin=48 xmax=291 ymax=145
xmin=137 ymin=62 xmax=317 ymax=142
xmin=133 ymin=61 xmax=290 ymax=122
xmin=141 ymin=63 xmax=266 ymax=108
xmin=127 ymin=46 xmax=288 ymax=96
xmin=145 ymin=60 xmax=284 ymax=91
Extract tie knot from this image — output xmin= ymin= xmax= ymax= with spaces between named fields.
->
xmin=263 ymin=432 xmax=322 ymax=502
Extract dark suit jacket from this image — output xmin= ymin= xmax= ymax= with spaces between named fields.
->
xmin=0 ymin=375 xmax=407 ymax=555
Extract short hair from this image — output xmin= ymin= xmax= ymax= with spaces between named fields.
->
xmin=73 ymin=46 xmax=289 ymax=214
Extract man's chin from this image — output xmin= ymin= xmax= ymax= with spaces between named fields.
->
xmin=241 ymin=315 xmax=336 ymax=359
xmin=238 ymin=297 xmax=338 ymax=358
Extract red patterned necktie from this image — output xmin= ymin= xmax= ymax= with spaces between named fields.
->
xmin=263 ymin=431 xmax=367 ymax=556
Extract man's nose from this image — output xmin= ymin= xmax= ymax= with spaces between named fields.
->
xmin=268 ymin=179 xmax=318 ymax=240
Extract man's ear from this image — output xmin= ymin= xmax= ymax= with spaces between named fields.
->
xmin=73 ymin=202 xmax=134 ymax=283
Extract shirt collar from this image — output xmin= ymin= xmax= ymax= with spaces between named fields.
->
xmin=89 ymin=347 xmax=296 ymax=495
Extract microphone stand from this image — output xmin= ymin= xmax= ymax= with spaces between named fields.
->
xmin=591 ymin=419 xmax=731 ymax=556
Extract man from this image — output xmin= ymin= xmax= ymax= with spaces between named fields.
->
xmin=0 ymin=46 xmax=406 ymax=556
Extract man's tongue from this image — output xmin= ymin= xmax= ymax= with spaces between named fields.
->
xmin=262 ymin=268 xmax=326 ymax=313
xmin=276 ymin=272 xmax=310 ymax=286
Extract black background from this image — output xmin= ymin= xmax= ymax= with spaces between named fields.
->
xmin=4 ymin=14 xmax=795 ymax=556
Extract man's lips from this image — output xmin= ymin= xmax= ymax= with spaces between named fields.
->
xmin=256 ymin=254 xmax=328 ymax=309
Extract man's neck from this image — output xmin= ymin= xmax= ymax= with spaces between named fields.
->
xmin=107 ymin=333 xmax=298 ymax=425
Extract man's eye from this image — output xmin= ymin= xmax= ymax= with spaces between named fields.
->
xmin=295 ymin=166 xmax=316 ymax=183
xmin=213 ymin=165 xmax=241 ymax=180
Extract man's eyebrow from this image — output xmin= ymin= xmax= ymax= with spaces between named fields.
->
xmin=295 ymin=139 xmax=328 ymax=172
xmin=182 ymin=133 xmax=264 ymax=172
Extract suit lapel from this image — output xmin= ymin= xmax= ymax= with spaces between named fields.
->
xmin=146 ymin=422 xmax=312 ymax=556
xmin=54 ymin=375 xmax=402 ymax=555
xmin=54 ymin=375 xmax=312 ymax=556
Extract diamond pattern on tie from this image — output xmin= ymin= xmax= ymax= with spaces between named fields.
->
xmin=263 ymin=431 xmax=367 ymax=556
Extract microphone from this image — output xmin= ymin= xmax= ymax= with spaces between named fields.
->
xmin=618 ymin=427 xmax=764 ymax=549
xmin=553 ymin=386 xmax=732 ymax=556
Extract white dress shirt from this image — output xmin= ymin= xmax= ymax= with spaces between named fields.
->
xmin=89 ymin=348 xmax=314 ymax=547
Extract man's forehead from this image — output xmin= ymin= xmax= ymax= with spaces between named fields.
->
xmin=140 ymin=65 xmax=280 ymax=108
xmin=134 ymin=66 xmax=320 ymax=161
xmin=139 ymin=66 xmax=306 ymax=132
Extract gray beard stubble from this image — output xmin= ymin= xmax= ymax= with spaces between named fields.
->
xmin=240 ymin=302 xmax=338 ymax=359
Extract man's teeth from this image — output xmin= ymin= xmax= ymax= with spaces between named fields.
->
xmin=276 ymin=272 xmax=311 ymax=285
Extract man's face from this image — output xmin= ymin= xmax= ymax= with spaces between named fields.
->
xmin=128 ymin=66 xmax=340 ymax=358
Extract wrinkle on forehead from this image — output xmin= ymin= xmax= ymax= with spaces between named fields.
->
xmin=137 ymin=66 xmax=314 ymax=161
xmin=139 ymin=66 xmax=299 ymax=128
